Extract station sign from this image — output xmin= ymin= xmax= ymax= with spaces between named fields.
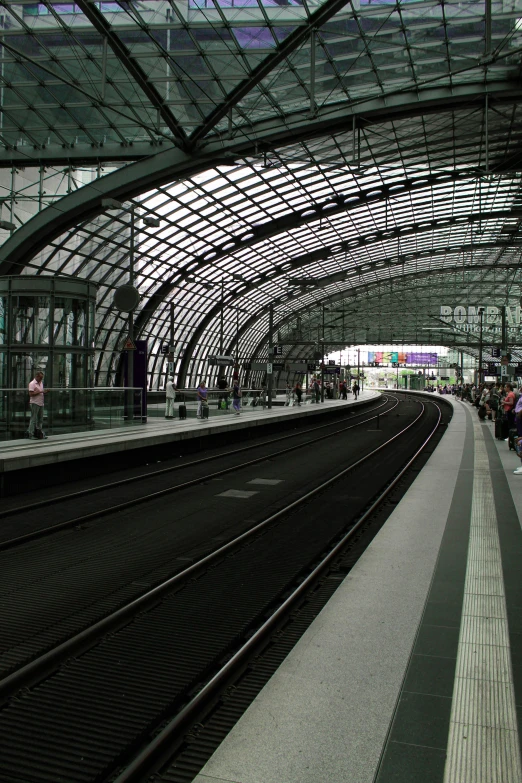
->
xmin=266 ymin=363 xmax=273 ymax=375
xmin=208 ymin=355 xmax=234 ymax=366
xmin=440 ymin=305 xmax=522 ymax=334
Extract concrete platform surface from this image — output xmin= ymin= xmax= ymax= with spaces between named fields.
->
xmin=192 ymin=393 xmax=522 ymax=783
xmin=0 ymin=391 xmax=380 ymax=474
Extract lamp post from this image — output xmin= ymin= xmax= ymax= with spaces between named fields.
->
xmin=268 ymin=302 xmax=274 ymax=410
xmin=321 ymin=306 xmax=325 ymax=403
xmin=101 ymin=198 xmax=161 ymax=420
xmin=478 ymin=307 xmax=485 ymax=386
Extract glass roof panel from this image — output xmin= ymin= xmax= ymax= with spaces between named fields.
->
xmin=0 ymin=0 xmax=517 ymax=158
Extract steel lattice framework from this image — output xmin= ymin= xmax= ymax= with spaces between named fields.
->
xmin=0 ymin=0 xmax=521 ymax=386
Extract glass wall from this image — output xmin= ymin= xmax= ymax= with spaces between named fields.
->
xmin=0 ymin=387 xmax=143 ymax=441
xmin=0 ymin=276 xmax=98 ymax=436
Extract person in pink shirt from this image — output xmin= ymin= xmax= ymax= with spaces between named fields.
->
xmin=503 ymin=383 xmax=517 ymax=430
xmin=28 ymin=371 xmax=49 ymax=439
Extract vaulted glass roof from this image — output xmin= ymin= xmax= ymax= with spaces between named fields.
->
xmin=1 ymin=0 xmax=521 ymax=162
xmin=0 ymin=0 xmax=521 ymax=387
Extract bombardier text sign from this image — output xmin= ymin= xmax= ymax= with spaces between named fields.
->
xmin=440 ymin=305 xmax=522 ymax=333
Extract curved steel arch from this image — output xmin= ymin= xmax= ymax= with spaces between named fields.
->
xmin=133 ymin=168 xmax=481 ymax=324
xmin=1 ymin=79 xmax=521 ymax=276
xmin=174 ymin=220 xmax=522 ymax=384
xmin=140 ymin=208 xmax=522 ymax=379
xmin=224 ymin=262 xmax=522 ymax=369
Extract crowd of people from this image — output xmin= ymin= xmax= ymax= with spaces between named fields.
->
xmin=284 ymin=378 xmax=360 ymax=405
xmin=165 ymin=375 xmax=360 ymax=419
xmin=451 ymin=381 xmax=522 ymax=475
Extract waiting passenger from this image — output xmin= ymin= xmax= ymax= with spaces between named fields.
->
xmin=503 ymin=383 xmax=517 ymax=431
xmin=165 ymin=375 xmax=176 ymax=419
xmin=196 ymin=380 xmax=208 ymax=418
xmin=232 ymin=380 xmax=241 ymax=415
xmin=285 ymin=383 xmax=292 ymax=406
xmin=294 ymin=381 xmax=302 ymax=406
xmin=352 ymin=381 xmax=360 ymax=400
xmin=513 ymin=395 xmax=522 ymax=474
xmin=217 ymin=374 xmax=229 ymax=410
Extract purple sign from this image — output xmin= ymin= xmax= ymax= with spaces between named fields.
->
xmin=405 ymin=353 xmax=437 ymax=365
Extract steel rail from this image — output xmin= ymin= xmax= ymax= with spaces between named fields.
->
xmin=0 ymin=397 xmax=390 ymax=522
xmin=0 ymin=394 xmax=423 ymax=707
xmin=112 ymin=399 xmax=443 ymax=783
xmin=0 ymin=397 xmax=394 ymax=552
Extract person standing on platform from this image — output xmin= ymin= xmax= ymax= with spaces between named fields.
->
xmin=312 ymin=377 xmax=320 ymax=403
xmin=294 ymin=381 xmax=302 ymax=406
xmin=217 ymin=374 xmax=229 ymax=410
xmin=196 ymin=380 xmax=208 ymax=418
xmin=503 ymin=383 xmax=517 ymax=433
xmin=28 ymin=370 xmax=49 ymax=439
xmin=352 ymin=381 xmax=360 ymax=400
xmin=165 ymin=375 xmax=176 ymax=419
xmin=232 ymin=380 xmax=241 ymax=415
xmin=513 ymin=395 xmax=522 ymax=474
xmin=260 ymin=383 xmax=267 ymax=409
xmin=285 ymin=383 xmax=292 ymax=406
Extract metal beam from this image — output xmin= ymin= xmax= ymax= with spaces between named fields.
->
xmin=74 ymin=0 xmax=188 ymax=148
xmin=164 ymin=235 xmax=522 ymax=370
xmin=2 ymin=79 xmax=522 ymax=276
xmin=176 ymin=255 xmax=522 ymax=382
xmin=230 ymin=264 xmax=522 ymax=366
xmin=0 ymin=79 xmax=520 ymax=171
xmin=188 ymin=0 xmax=351 ymax=146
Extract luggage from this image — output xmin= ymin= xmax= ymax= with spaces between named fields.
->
xmin=34 ymin=428 xmax=45 ymax=440
xmin=478 ymin=406 xmax=487 ymax=420
xmin=508 ymin=428 xmax=518 ymax=451
xmin=202 ymin=403 xmax=209 ymax=420
xmin=178 ymin=404 xmax=187 ymax=420
xmin=495 ymin=417 xmax=510 ymax=440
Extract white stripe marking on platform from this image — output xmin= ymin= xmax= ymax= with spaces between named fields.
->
xmin=443 ymin=421 xmax=522 ymax=783
xmin=247 ymin=479 xmax=284 ymax=485
xmin=217 ymin=489 xmax=259 ymax=498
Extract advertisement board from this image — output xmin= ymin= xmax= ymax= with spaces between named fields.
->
xmin=367 ymin=351 xmax=437 ymax=365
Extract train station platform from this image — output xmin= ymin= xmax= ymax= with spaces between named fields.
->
xmin=192 ymin=393 xmax=522 ymax=783
xmin=0 ymin=390 xmax=380 ymax=497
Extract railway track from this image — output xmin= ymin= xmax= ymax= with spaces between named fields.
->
xmin=0 ymin=394 xmax=393 ymax=550
xmin=0 ymin=395 xmax=449 ymax=783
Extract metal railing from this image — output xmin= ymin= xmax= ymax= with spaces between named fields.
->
xmin=0 ymin=387 xmax=143 ymax=441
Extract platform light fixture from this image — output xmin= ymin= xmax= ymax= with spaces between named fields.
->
xmin=101 ymin=197 xmax=124 ymax=210
xmin=0 ymin=220 xmax=16 ymax=231
xmin=143 ymin=216 xmax=161 ymax=227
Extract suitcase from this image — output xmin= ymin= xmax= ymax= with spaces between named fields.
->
xmin=34 ymin=427 xmax=45 ymax=440
xmin=508 ymin=428 xmax=518 ymax=451
xmin=202 ymin=404 xmax=209 ymax=420
xmin=495 ymin=417 xmax=510 ymax=440
xmin=478 ymin=406 xmax=487 ymax=420
xmin=178 ymin=404 xmax=186 ymax=420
